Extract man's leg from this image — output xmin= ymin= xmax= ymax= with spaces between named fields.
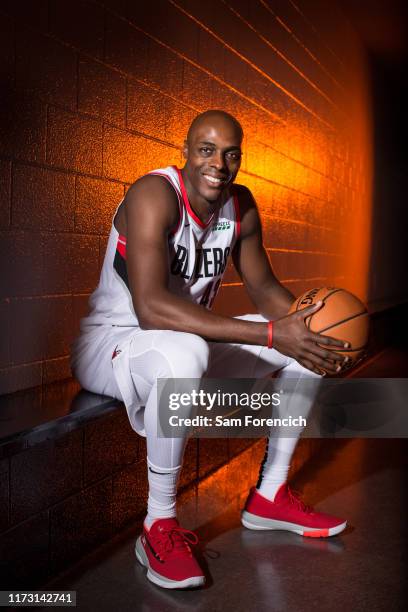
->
xmin=207 ymin=313 xmax=319 ymax=498
xmin=255 ymin=358 xmax=321 ymax=500
xmin=207 ymin=314 xmax=346 ymax=536
xmin=126 ymin=330 xmax=209 ymax=527
xmin=121 ymin=329 xmax=210 ymax=588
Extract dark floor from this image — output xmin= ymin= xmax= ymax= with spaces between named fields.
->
xmin=43 ymin=347 xmax=408 ymax=612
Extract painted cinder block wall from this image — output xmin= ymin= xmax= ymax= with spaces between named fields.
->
xmin=0 ymin=0 xmax=373 ymax=394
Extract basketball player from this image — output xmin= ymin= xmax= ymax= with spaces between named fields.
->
xmin=71 ymin=110 xmax=349 ymax=590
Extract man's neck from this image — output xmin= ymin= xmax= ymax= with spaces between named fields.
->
xmin=181 ymin=169 xmax=227 ymax=224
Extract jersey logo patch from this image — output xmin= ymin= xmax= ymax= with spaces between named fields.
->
xmin=212 ymin=221 xmax=231 ymax=231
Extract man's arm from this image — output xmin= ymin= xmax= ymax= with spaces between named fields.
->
xmin=231 ymin=185 xmax=349 ymax=374
xmin=125 ymin=177 xmax=347 ymax=375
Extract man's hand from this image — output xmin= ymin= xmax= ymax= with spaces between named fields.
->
xmin=273 ymin=301 xmax=349 ymax=376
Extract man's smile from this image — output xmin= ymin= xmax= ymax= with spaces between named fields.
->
xmin=201 ymin=172 xmax=230 ymax=188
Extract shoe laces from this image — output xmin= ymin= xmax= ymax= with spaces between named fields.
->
xmin=154 ymin=526 xmax=199 ymax=560
xmin=286 ymin=487 xmax=313 ymax=513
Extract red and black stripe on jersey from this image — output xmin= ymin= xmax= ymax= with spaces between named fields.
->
xmin=113 ymin=235 xmax=129 ymax=289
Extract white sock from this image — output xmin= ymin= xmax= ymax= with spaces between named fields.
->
xmin=145 ymin=459 xmax=180 ymax=527
xmin=256 ymin=359 xmax=321 ymax=500
xmin=256 ymin=437 xmax=298 ymax=501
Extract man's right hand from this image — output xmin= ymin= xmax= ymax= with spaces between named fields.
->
xmin=273 ymin=301 xmax=349 ymax=376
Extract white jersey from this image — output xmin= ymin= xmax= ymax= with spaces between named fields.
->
xmin=80 ymin=165 xmax=241 ymax=330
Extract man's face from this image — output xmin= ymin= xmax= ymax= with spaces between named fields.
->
xmin=183 ymin=118 xmax=242 ymax=204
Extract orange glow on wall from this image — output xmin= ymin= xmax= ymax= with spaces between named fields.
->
xmin=101 ymin=4 xmax=373 ymax=307
xmin=0 ymin=0 xmax=374 ymax=392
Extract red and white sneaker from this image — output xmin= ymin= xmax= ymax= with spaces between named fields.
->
xmin=241 ymin=485 xmax=347 ymax=537
xmin=135 ymin=518 xmax=205 ymax=589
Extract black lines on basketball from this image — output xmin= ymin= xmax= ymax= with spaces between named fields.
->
xmin=315 ymin=311 xmax=369 ymax=335
xmin=321 ymin=288 xmax=343 ymax=303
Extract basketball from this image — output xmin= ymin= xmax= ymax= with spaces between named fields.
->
xmin=288 ymin=287 xmax=369 ymax=372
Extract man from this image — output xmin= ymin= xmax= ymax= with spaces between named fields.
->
xmin=71 ymin=110 xmax=349 ymax=590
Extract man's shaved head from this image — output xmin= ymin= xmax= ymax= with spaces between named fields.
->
xmin=182 ymin=109 xmax=243 ymax=208
xmin=186 ymin=110 xmax=243 ymax=144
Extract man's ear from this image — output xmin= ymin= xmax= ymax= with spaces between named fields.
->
xmin=182 ymin=140 xmax=188 ymax=159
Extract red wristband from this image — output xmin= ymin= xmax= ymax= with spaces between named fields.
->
xmin=267 ymin=321 xmax=273 ymax=348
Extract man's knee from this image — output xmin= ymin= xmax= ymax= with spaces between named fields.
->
xmin=155 ymin=331 xmax=209 ymax=378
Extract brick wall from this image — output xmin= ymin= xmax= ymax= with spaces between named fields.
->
xmin=0 ymin=0 xmax=373 ymax=394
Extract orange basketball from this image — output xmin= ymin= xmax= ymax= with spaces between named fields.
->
xmin=288 ymin=287 xmax=369 ymax=373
